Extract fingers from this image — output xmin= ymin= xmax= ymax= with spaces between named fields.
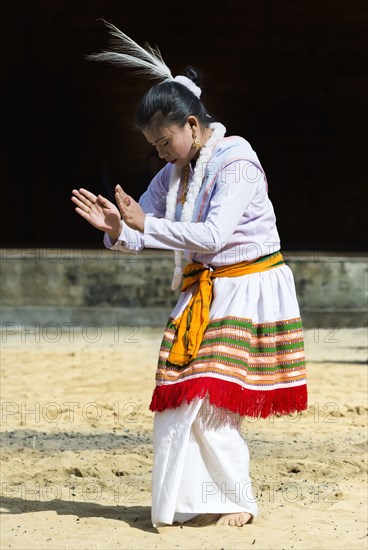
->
xmin=71 ymin=188 xmax=100 ymax=218
xmin=71 ymin=195 xmax=92 ymax=214
xmin=71 ymin=188 xmax=97 ymax=209
xmin=116 ymin=195 xmax=130 ymax=209
xmin=77 ymin=188 xmax=97 ymax=203
xmin=97 ymin=194 xmax=110 ymax=207
xmin=115 ymin=185 xmax=131 ymax=207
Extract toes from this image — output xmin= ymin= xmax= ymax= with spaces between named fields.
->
xmin=216 ymin=513 xmax=253 ymax=527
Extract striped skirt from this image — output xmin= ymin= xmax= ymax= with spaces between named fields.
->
xmin=150 ymin=263 xmax=307 ymax=418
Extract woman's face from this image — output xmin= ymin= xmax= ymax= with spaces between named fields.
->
xmin=142 ymin=121 xmax=195 ymax=168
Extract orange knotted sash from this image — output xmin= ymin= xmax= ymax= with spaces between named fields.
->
xmin=167 ymin=251 xmax=285 ymax=367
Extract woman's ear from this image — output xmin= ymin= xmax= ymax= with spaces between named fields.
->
xmin=187 ymin=116 xmax=199 ymax=131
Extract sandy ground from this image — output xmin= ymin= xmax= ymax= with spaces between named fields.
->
xmin=0 ymin=325 xmax=367 ymax=550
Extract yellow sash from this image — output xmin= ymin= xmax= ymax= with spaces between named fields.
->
xmin=168 ymin=251 xmax=285 ymax=366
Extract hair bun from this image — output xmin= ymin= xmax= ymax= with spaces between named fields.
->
xmin=182 ymin=66 xmax=203 ymax=88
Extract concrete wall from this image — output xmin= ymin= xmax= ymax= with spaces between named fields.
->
xmin=1 ymin=249 xmax=367 ymax=330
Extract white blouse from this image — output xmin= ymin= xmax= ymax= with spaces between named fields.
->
xmin=103 ymin=135 xmax=281 ymax=267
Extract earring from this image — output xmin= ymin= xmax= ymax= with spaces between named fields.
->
xmin=192 ymin=136 xmax=201 ymax=149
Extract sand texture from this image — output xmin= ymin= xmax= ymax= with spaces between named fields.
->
xmin=1 ymin=326 xmax=367 ymax=549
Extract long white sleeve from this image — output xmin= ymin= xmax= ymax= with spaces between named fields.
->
xmin=103 ymin=137 xmax=280 ymax=265
xmin=143 ymin=160 xmax=260 ymax=253
xmin=103 ymin=222 xmax=145 ymax=253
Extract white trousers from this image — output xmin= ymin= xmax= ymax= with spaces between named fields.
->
xmin=151 ymin=397 xmax=258 ymax=527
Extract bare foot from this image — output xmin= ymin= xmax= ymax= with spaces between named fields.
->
xmin=216 ymin=512 xmax=253 ymax=527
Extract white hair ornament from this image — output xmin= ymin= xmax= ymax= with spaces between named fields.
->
xmin=173 ymin=75 xmax=202 ymax=98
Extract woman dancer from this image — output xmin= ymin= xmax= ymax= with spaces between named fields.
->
xmin=71 ymin=21 xmax=307 ymax=528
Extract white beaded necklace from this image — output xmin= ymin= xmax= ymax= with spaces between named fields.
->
xmin=165 ymin=122 xmax=227 ymax=290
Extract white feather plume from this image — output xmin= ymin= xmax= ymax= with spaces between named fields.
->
xmin=87 ymin=20 xmax=173 ymax=81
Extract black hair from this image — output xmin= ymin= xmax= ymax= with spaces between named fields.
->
xmin=135 ymin=66 xmax=213 ymax=131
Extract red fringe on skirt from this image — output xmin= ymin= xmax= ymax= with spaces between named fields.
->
xmin=149 ymin=377 xmax=308 ymax=418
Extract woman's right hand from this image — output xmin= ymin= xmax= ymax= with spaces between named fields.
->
xmin=71 ymin=188 xmax=122 ymax=240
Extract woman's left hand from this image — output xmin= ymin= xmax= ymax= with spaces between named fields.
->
xmin=115 ymin=184 xmax=146 ymax=232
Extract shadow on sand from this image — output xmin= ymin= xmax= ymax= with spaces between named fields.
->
xmin=0 ymin=497 xmax=158 ymax=533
